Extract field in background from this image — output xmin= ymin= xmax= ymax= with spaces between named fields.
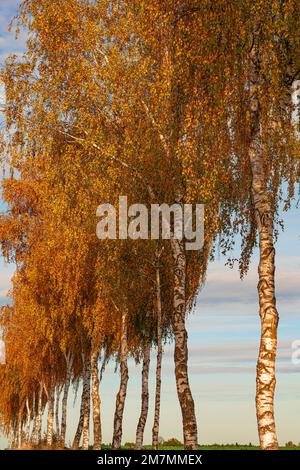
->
xmin=103 ymin=445 xmax=300 ymax=451
xmin=7 ymin=443 xmax=300 ymax=451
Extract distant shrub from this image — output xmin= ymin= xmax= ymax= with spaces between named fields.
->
xmin=163 ymin=438 xmax=183 ymax=447
xmin=124 ymin=442 xmax=135 ymax=449
xmin=285 ymin=441 xmax=295 ymax=447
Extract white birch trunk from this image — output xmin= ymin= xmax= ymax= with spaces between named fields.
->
xmin=82 ymin=357 xmax=91 ymax=450
xmin=171 ymin=231 xmax=198 ymax=450
xmin=248 ymin=24 xmax=279 ymax=450
xmin=11 ymin=423 xmax=17 ymax=449
xmin=17 ymin=401 xmax=25 ymax=449
xmin=60 ymin=352 xmax=73 ymax=448
xmin=46 ymin=378 xmax=55 ymax=447
xmin=55 ymin=386 xmax=61 ymax=438
xmin=136 ymin=343 xmax=151 ymax=450
xmin=152 ymin=259 xmax=163 ymax=449
xmin=34 ymin=382 xmax=43 ymax=446
xmin=91 ymin=349 xmax=102 ymax=450
xmin=30 ymin=392 xmax=37 ymax=445
xmin=112 ymin=311 xmax=129 ymax=449
xmin=25 ymin=397 xmax=31 ymax=444
xmin=72 ymin=354 xmax=90 ymax=449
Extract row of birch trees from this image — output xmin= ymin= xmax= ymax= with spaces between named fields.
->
xmin=0 ymin=0 xmax=299 ymax=450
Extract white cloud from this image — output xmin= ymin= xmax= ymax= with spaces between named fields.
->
xmin=160 ymin=339 xmax=299 ymax=375
xmin=0 ymin=263 xmax=14 ymax=299
xmin=193 ymin=257 xmax=300 ymax=317
xmin=0 ymin=1 xmax=28 ymax=66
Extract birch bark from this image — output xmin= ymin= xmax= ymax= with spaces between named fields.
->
xmin=72 ymin=354 xmax=91 ymax=449
xmin=136 ymin=343 xmax=151 ymax=450
xmin=46 ymin=377 xmax=55 ymax=447
xmin=112 ymin=311 xmax=129 ymax=449
xmin=25 ymin=397 xmax=31 ymax=444
xmin=60 ymin=352 xmax=73 ymax=448
xmin=170 ymin=195 xmax=198 ymax=450
xmin=55 ymin=386 xmax=61 ymax=438
xmin=35 ymin=382 xmax=43 ymax=446
xmin=91 ymin=349 xmax=102 ymax=450
xmin=82 ymin=357 xmax=91 ymax=450
xmin=248 ymin=25 xmax=279 ymax=450
xmin=17 ymin=401 xmax=25 ymax=449
xmin=152 ymin=258 xmax=163 ymax=449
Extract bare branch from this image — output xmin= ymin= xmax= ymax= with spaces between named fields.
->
xmin=141 ymin=100 xmax=170 ymax=158
xmin=58 ymin=128 xmax=156 ymax=200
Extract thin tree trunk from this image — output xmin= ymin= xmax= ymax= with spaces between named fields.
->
xmin=248 ymin=24 xmax=279 ymax=451
xmin=46 ymin=377 xmax=55 ymax=447
xmin=91 ymin=348 xmax=102 ymax=450
xmin=30 ymin=392 xmax=37 ymax=445
xmin=72 ymin=385 xmax=85 ymax=449
xmin=171 ymin=234 xmax=198 ymax=450
xmin=152 ymin=258 xmax=163 ymax=449
xmin=11 ymin=422 xmax=17 ymax=449
xmin=25 ymin=397 xmax=31 ymax=444
xmin=112 ymin=311 xmax=129 ymax=449
xmin=34 ymin=382 xmax=43 ymax=446
xmin=72 ymin=354 xmax=90 ymax=449
xmin=82 ymin=357 xmax=91 ymax=450
xmin=17 ymin=401 xmax=25 ymax=449
xmin=136 ymin=343 xmax=151 ymax=450
xmin=55 ymin=386 xmax=61 ymax=438
xmin=60 ymin=352 xmax=73 ymax=448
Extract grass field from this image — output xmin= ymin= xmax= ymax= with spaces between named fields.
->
xmin=9 ymin=443 xmax=300 ymax=451
xmin=99 ymin=445 xmax=300 ymax=451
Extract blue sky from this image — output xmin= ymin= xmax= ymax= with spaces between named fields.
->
xmin=0 ymin=1 xmax=299 ymax=448
xmin=0 ymin=1 xmax=26 ymax=64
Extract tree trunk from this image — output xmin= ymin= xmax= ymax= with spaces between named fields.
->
xmin=17 ymin=401 xmax=25 ymax=449
xmin=152 ymin=259 xmax=163 ymax=449
xmin=60 ymin=352 xmax=73 ymax=448
xmin=72 ymin=385 xmax=85 ymax=449
xmin=55 ymin=386 xmax=61 ymax=438
xmin=11 ymin=422 xmax=17 ymax=449
xmin=30 ymin=392 xmax=37 ymax=445
xmin=91 ymin=349 xmax=102 ymax=450
xmin=82 ymin=358 xmax=91 ymax=450
xmin=34 ymin=382 xmax=43 ymax=446
xmin=171 ymin=234 xmax=198 ymax=450
xmin=46 ymin=378 xmax=55 ymax=447
xmin=248 ymin=24 xmax=279 ymax=451
xmin=136 ymin=343 xmax=151 ymax=450
xmin=112 ymin=311 xmax=129 ymax=449
xmin=72 ymin=354 xmax=91 ymax=449
xmin=25 ymin=397 xmax=31 ymax=444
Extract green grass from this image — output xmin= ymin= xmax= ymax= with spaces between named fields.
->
xmin=100 ymin=444 xmax=300 ymax=451
xmin=197 ymin=445 xmax=300 ymax=450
